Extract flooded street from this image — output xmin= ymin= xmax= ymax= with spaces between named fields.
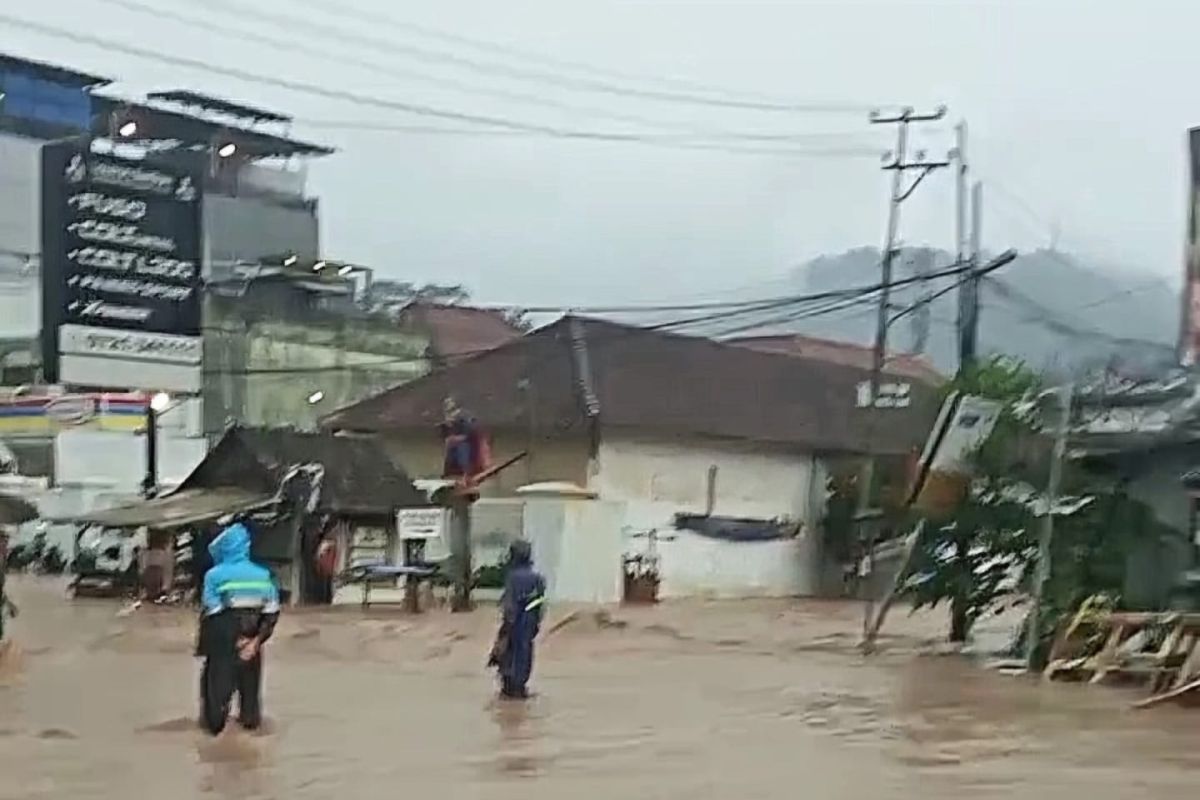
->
xmin=2 ymin=577 xmax=1198 ymax=799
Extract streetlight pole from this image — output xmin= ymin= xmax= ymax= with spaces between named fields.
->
xmin=142 ymin=392 xmax=170 ymax=499
xmin=142 ymin=401 xmax=158 ymax=499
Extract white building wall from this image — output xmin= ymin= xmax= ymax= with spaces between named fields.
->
xmin=0 ymin=132 xmax=40 ymax=265
xmin=11 ymin=427 xmax=207 ymax=553
xmin=591 ymin=434 xmax=827 ymax=599
xmin=54 ymin=428 xmax=207 ymax=493
xmin=593 ymin=435 xmax=819 ymax=528
xmin=523 ymin=498 xmax=624 ymax=604
xmin=0 ymin=132 xmax=43 ymax=340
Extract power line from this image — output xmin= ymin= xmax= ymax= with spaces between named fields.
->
xmin=288 ymin=0 xmax=883 ymax=112
xmin=179 ymin=0 xmax=880 ymax=115
xmin=0 ymin=15 xmax=879 ymax=159
xmin=294 ymin=117 xmax=883 ymax=145
xmin=298 ymin=125 xmax=881 ymax=157
xmin=984 ymin=276 xmax=1173 ymax=351
xmin=708 ymin=254 xmax=1011 ymax=339
xmin=97 ymin=0 xmax=883 ymax=147
xmin=506 ymin=259 xmax=979 ymax=315
xmin=201 ymin=263 xmax=983 ymax=376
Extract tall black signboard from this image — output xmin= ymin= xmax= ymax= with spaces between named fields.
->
xmin=40 ymin=142 xmax=203 ymax=383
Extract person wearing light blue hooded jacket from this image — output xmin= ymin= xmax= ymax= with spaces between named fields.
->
xmin=196 ymin=517 xmax=279 ymax=735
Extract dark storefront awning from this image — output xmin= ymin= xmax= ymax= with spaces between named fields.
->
xmin=0 ymin=494 xmax=38 ymax=525
xmin=52 ymin=488 xmax=273 ymax=528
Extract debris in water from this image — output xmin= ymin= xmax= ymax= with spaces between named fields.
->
xmin=593 ymin=610 xmax=628 ymax=630
xmin=0 ymin=639 xmax=24 ymax=682
xmin=197 ymin=729 xmax=264 ymax=764
xmin=545 ymin=611 xmax=580 ymax=635
xmin=36 ymin=728 xmax=77 ymax=740
xmin=137 ymin=716 xmax=199 ymax=734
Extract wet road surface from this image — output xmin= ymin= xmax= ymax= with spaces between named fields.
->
xmin=1 ymin=577 xmax=1198 ymax=799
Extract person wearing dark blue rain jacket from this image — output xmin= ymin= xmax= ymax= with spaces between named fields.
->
xmin=488 ymin=540 xmax=545 ymax=699
xmin=196 ymin=518 xmax=279 ymax=735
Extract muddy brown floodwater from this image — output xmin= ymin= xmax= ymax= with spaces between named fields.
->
xmin=1 ymin=576 xmax=1199 ymax=800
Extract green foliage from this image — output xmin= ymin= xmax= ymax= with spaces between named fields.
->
xmin=902 ymin=356 xmax=1156 ymax=650
xmin=903 ymin=358 xmax=1057 ymax=642
xmin=904 ymin=474 xmax=1037 ymax=642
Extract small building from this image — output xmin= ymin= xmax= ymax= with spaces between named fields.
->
xmin=323 ymin=317 xmax=941 ymax=599
xmin=64 ymin=426 xmax=427 ymax=603
xmin=1072 ymin=373 xmax=1200 ymax=608
xmin=393 ymin=301 xmax=524 ymax=369
xmin=729 ymin=332 xmax=946 ymax=386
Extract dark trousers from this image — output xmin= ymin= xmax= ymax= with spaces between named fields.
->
xmin=200 ymin=651 xmax=263 ymax=735
xmin=315 ymin=577 xmax=333 ymax=605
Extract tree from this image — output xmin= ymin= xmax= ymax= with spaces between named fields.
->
xmin=901 ymin=357 xmax=1152 ymax=656
xmin=902 ymin=357 xmax=1045 ymax=642
xmin=367 ymin=281 xmax=472 ymax=316
xmin=366 ymin=281 xmax=533 ymax=331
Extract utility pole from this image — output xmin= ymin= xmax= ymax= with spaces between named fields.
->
xmin=953 ymin=121 xmax=969 ymax=270
xmin=952 ymin=122 xmax=986 ymax=373
xmin=953 ymin=121 xmax=971 ymax=369
xmin=856 ymin=105 xmax=949 ymax=634
xmin=958 ymin=181 xmax=984 ymax=370
xmin=1026 ymin=383 xmax=1074 ymax=670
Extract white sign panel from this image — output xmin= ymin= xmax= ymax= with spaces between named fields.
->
xmin=58 ymin=324 xmax=201 ymax=393
xmin=856 ymin=380 xmax=912 ymax=408
xmin=59 ymin=324 xmax=201 ymax=365
xmin=927 ymin=394 xmax=1003 ymax=475
xmin=397 ymin=507 xmax=446 ymax=540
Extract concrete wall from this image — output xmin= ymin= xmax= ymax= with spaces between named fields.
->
xmin=202 ymin=193 xmax=319 ymax=273
xmin=592 ymin=434 xmax=820 ymax=528
xmin=524 ymin=498 xmax=624 ymax=604
xmin=0 ymin=132 xmax=44 ymax=378
xmin=203 ymin=303 xmax=428 ymax=434
xmin=0 ymin=132 xmax=40 ymax=274
xmin=381 ymin=432 xmax=591 ymax=496
xmin=591 ymin=433 xmax=826 ymax=598
xmin=1119 ymin=452 xmax=1194 ymax=608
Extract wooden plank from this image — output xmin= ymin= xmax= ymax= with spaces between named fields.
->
xmin=1107 ymin=612 xmax=1200 ymax=629
xmin=1089 ymin=623 xmax=1128 ymax=685
xmin=859 ymin=521 xmax=925 ymax=653
xmin=1133 ymin=675 xmax=1200 ymax=710
xmin=1172 ymin=634 xmax=1200 ymax=691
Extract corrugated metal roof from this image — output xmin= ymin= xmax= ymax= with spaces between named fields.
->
xmin=52 ymin=488 xmax=271 ymax=528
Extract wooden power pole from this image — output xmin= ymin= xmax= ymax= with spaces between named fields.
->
xmin=856 ymin=106 xmax=949 ymax=634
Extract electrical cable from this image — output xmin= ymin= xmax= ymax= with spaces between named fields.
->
xmin=287 ymin=0 xmax=885 ymax=112
xmin=183 ymin=0 xmax=881 ymax=115
xmin=96 ymin=0 xmax=884 ymax=147
xmin=206 ymin=262 xmax=983 ymax=376
xmin=0 ymin=14 xmax=880 ymax=158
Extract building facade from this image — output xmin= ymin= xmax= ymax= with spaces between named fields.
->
xmin=325 ymin=317 xmax=941 ymax=599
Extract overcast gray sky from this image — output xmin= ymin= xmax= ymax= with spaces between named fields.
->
xmin=6 ymin=1 xmax=1193 ymax=305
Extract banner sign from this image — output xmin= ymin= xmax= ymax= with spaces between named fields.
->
xmin=0 ymin=392 xmax=146 ymax=437
xmin=41 ymin=143 xmax=202 ymax=383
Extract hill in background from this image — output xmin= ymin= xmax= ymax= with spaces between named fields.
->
xmin=759 ymin=247 xmax=1178 ymax=377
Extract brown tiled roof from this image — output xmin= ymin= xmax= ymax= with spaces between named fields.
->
xmin=729 ymin=334 xmax=945 ymax=385
xmin=399 ymin=302 xmax=522 ymax=361
xmin=322 ymin=318 xmax=941 ymax=455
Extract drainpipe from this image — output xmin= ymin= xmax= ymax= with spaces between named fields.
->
xmin=568 ymin=317 xmax=601 ymax=479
